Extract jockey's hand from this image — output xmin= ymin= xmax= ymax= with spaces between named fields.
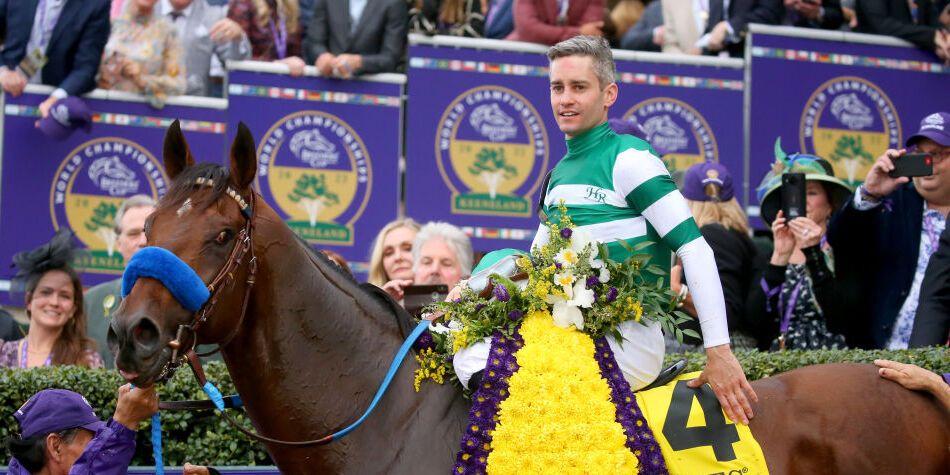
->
xmin=689 ymin=344 xmax=757 ymax=424
xmin=182 ymin=464 xmax=211 ymax=475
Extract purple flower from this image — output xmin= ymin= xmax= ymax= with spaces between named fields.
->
xmin=606 ymin=287 xmax=619 ymax=303
xmin=555 ymin=262 xmax=562 ymax=270
xmin=493 ymin=284 xmax=511 ymax=302
xmin=586 ymin=275 xmax=601 ymax=289
xmin=560 ymin=227 xmax=573 ymax=239
xmin=413 ymin=330 xmax=435 ymax=351
xmin=507 ymin=310 xmax=523 ymax=321
xmin=453 ymin=297 xmax=462 ymax=304
xmin=475 ymin=303 xmax=486 ymax=312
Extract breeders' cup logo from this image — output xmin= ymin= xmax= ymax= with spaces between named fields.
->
xmin=800 ymin=76 xmax=901 ymax=184
xmin=257 ymin=111 xmax=370 ymax=246
xmin=50 ymin=138 xmax=167 ymax=274
xmin=623 ymin=98 xmax=718 ymax=173
xmin=436 ymin=86 xmax=548 ymax=217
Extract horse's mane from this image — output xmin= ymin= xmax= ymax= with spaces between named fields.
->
xmin=292 ymin=233 xmax=360 ymax=287
xmin=159 ymin=163 xmax=233 ymax=212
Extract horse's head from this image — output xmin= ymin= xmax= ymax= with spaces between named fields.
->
xmin=108 ymin=120 xmax=258 ymax=386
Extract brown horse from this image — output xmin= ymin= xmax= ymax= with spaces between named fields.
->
xmin=109 ymin=122 xmax=949 ymax=474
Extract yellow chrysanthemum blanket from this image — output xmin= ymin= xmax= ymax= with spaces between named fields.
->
xmin=451 ymin=311 xmax=768 ymax=475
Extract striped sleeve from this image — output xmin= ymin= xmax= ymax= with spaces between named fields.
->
xmin=612 ymin=149 xmax=702 ymax=251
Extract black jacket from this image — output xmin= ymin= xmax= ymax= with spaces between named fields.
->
xmin=911 ymin=217 xmax=950 ymax=347
xmin=856 ymin=0 xmax=947 ymax=50
xmin=827 ymin=184 xmax=925 ymax=348
xmin=0 ymin=0 xmax=111 ymax=96
xmin=303 ymin=0 xmax=408 ymax=74
xmin=746 ymin=0 xmax=845 ymax=30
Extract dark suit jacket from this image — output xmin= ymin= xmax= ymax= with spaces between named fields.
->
xmin=911 ymin=216 xmax=950 ymax=347
xmin=746 ymin=0 xmax=845 ymax=29
xmin=303 ymin=0 xmax=408 ymax=74
xmin=856 ymin=0 xmax=944 ymax=50
xmin=1 ymin=0 xmax=110 ymax=96
xmin=827 ymin=184 xmax=925 ymax=348
xmin=619 ymin=0 xmax=662 ymax=52
xmin=705 ymin=0 xmax=775 ymax=57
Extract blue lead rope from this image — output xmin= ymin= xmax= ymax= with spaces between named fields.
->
xmin=198 ymin=319 xmax=431 ymax=442
xmin=151 ymin=414 xmax=164 ymax=475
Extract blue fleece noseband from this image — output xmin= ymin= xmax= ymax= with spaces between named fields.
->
xmin=121 ymin=247 xmax=210 ymax=312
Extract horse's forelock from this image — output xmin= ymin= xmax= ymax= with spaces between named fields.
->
xmin=158 ymin=163 xmax=232 ymax=214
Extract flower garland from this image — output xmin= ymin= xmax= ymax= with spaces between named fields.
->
xmin=417 ymin=203 xmax=694 ymax=391
xmin=484 ymin=311 xmax=640 ymax=474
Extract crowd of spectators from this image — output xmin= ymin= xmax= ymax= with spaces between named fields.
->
xmin=0 ymin=0 xmax=945 ymax=111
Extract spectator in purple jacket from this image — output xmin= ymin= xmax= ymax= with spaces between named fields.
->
xmin=5 ymin=386 xmax=157 ymax=475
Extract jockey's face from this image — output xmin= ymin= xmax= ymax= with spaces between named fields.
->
xmin=414 ymin=238 xmax=464 ymax=289
xmin=549 ymin=55 xmax=617 ymax=138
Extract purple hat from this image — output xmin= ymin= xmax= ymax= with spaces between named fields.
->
xmin=681 ymin=161 xmax=734 ymax=202
xmin=14 ymin=389 xmax=105 ymax=439
xmin=37 ymin=97 xmax=93 ymax=141
xmin=906 ymin=112 xmax=949 ymax=147
xmin=608 ymin=117 xmax=647 ymax=141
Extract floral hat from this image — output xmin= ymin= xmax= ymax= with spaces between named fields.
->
xmin=756 ymin=138 xmax=854 ymax=224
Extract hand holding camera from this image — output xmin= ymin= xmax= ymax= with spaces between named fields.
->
xmin=863 ymin=149 xmax=932 ymax=200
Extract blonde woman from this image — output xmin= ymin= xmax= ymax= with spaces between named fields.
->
xmin=228 ymin=0 xmax=306 ymax=75
xmin=367 ymin=218 xmax=421 ymax=288
xmin=671 ymin=162 xmax=759 ymax=349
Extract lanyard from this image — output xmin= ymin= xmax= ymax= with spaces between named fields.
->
xmin=269 ymin=16 xmax=288 ymax=59
xmin=19 ymin=340 xmax=52 ymax=369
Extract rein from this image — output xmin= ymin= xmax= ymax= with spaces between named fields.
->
xmin=143 ymin=177 xmax=428 ymax=448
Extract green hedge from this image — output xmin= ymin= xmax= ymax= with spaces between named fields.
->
xmin=0 ymin=347 xmax=946 ymax=466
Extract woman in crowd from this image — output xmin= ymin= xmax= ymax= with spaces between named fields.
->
xmin=748 ymin=144 xmax=853 ymax=350
xmin=97 ymin=0 xmax=186 ymax=108
xmin=368 ymin=218 xmax=421 ymax=288
xmin=228 ymin=0 xmax=306 ymax=76
xmin=672 ymin=161 xmax=759 ymax=349
xmin=0 ymin=231 xmax=102 ymax=368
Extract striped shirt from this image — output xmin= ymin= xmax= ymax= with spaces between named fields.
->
xmin=538 ymin=121 xmax=702 ymax=280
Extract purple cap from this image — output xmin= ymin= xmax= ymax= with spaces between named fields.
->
xmin=14 ymin=389 xmax=105 ymax=439
xmin=608 ymin=117 xmax=647 ymax=140
xmin=37 ymin=97 xmax=93 ymax=141
xmin=681 ymin=161 xmax=734 ymax=202
xmin=906 ymin=112 xmax=949 ymax=147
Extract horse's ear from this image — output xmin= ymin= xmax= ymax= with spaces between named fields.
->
xmin=229 ymin=122 xmax=257 ymax=190
xmin=163 ymin=119 xmax=195 ymax=180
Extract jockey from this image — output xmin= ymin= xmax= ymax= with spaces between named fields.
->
xmin=454 ymin=35 xmax=758 ymax=425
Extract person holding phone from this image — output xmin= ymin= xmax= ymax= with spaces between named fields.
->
xmin=828 ymin=112 xmax=950 ymax=349
xmin=382 ymin=222 xmax=472 ymax=309
xmin=751 ymin=146 xmax=853 ymax=350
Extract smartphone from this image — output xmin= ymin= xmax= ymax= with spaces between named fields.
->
xmin=888 ymin=153 xmax=934 ymax=178
xmin=403 ymin=284 xmax=449 ymax=318
xmin=781 ymin=173 xmax=807 ymax=220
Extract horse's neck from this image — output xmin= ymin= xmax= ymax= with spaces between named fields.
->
xmin=221 ymin=220 xmax=465 ymax=472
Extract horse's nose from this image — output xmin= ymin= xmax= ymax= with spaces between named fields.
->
xmin=108 ymin=315 xmax=163 ymax=357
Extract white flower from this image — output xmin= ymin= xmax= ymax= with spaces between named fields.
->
xmin=552 ymin=301 xmax=584 ymax=330
xmin=554 ymin=271 xmax=576 ymax=297
xmin=555 ymin=248 xmax=579 ymax=267
xmin=570 ymin=228 xmax=598 ymax=258
xmin=429 ymin=323 xmax=451 ymax=334
xmin=550 ymin=280 xmax=595 ymax=331
xmin=589 ymin=258 xmax=611 ymax=284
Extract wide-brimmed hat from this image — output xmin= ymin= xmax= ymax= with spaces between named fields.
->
xmin=756 ymin=138 xmax=853 ymax=224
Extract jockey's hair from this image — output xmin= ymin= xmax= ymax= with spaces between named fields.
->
xmin=412 ymin=222 xmax=473 ymax=278
xmin=114 ymin=194 xmax=157 ymax=235
xmin=546 ymin=35 xmax=616 ymax=90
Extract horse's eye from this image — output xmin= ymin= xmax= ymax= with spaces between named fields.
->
xmin=215 ymin=230 xmax=231 ymax=245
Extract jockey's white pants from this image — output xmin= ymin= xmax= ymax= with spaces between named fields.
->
xmin=453 ymin=319 xmax=666 ymax=391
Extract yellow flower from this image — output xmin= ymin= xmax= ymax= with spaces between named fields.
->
xmin=486 ymin=311 xmax=638 ymax=474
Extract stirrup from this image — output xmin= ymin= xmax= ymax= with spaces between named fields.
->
xmin=635 ymin=359 xmax=688 ymax=392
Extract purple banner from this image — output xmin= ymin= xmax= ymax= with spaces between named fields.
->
xmin=747 ymin=30 xmax=950 ymax=209
xmin=405 ymin=43 xmax=744 ymax=253
xmin=226 ymin=69 xmax=402 ymax=278
xmin=0 ymin=89 xmax=227 ymax=304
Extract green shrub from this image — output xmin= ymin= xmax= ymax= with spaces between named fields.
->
xmin=0 ymin=347 xmax=945 ymax=466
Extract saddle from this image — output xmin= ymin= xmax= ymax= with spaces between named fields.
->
xmin=465 ymin=253 xmax=687 ymax=392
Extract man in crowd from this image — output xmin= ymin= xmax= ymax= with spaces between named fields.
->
xmin=161 ymin=0 xmax=251 ymax=97
xmin=618 ymin=0 xmax=663 ymax=52
xmin=6 ymin=385 xmax=158 ymax=474
xmin=856 ymin=0 xmax=950 ymax=60
xmin=303 ymin=0 xmax=409 ymax=78
xmin=508 ymin=0 xmax=606 ymax=45
xmin=0 ymin=0 xmax=110 ymax=118
xmin=661 ymin=0 xmax=774 ymax=56
xmin=382 ymin=222 xmax=473 ymax=303
xmin=829 ymin=112 xmax=950 ymax=349
xmin=85 ymin=195 xmax=156 ymax=368
xmin=912 ymin=219 xmax=950 ymax=347
xmin=751 ymin=0 xmax=846 ymax=30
